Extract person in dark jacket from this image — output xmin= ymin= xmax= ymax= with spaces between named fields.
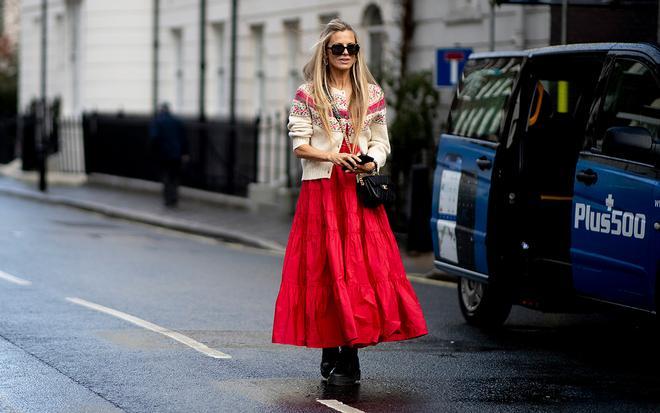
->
xmin=150 ymin=103 xmax=189 ymax=207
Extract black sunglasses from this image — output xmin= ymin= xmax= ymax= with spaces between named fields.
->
xmin=326 ymin=43 xmax=360 ymax=56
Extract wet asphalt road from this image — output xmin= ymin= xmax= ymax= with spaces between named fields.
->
xmin=0 ymin=195 xmax=659 ymax=413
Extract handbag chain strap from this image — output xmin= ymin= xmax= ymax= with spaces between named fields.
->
xmin=327 ymin=90 xmax=358 ymax=155
xmin=326 ymin=86 xmax=377 ymax=182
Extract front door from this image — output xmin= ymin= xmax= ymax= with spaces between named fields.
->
xmin=432 ymin=56 xmax=522 ymax=280
xmin=571 ymin=57 xmax=660 ymax=311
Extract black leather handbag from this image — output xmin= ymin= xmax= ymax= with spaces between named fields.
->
xmin=356 ymin=172 xmax=395 ymax=208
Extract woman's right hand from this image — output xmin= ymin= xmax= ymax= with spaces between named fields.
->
xmin=327 ymin=152 xmax=361 ymax=172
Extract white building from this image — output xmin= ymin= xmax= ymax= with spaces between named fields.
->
xmin=1 ymin=0 xmax=20 ymax=49
xmin=19 ymin=0 xmax=551 ymax=118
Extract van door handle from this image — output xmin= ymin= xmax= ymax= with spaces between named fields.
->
xmin=576 ymin=169 xmax=598 ymax=185
xmin=476 ymin=157 xmax=492 ymax=170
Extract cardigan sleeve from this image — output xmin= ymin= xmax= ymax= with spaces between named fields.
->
xmin=366 ymin=86 xmax=391 ymax=169
xmin=288 ymin=85 xmax=313 ymax=151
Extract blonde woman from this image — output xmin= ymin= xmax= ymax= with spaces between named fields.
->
xmin=272 ymin=19 xmax=427 ymax=386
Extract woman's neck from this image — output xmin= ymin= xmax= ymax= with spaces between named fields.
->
xmin=329 ymin=69 xmax=351 ymax=90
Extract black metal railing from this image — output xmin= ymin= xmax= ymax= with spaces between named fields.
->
xmin=0 ymin=116 xmax=17 ymax=164
xmin=82 ymin=112 xmax=258 ymax=196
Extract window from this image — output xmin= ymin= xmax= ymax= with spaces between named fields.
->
xmin=447 ymin=0 xmax=482 ymax=23
xmin=595 ymin=59 xmax=660 ymax=157
xmin=212 ymin=22 xmax=226 ymax=115
xmin=319 ymin=13 xmax=339 ymax=27
xmin=284 ymin=20 xmax=301 ymax=98
xmin=66 ymin=0 xmax=82 ymax=114
xmin=362 ymin=4 xmax=385 ymax=80
xmin=448 ymin=57 xmax=522 ymax=142
xmin=251 ymin=24 xmax=265 ymax=115
xmin=171 ymin=28 xmax=184 ymax=111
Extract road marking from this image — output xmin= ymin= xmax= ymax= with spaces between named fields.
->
xmin=66 ymin=297 xmax=231 ymax=359
xmin=407 ymin=273 xmax=454 ymax=289
xmin=317 ymin=399 xmax=365 ymax=413
xmin=0 ymin=270 xmax=32 ymax=286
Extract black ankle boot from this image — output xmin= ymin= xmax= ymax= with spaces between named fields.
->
xmin=320 ymin=347 xmax=339 ymax=379
xmin=328 ymin=346 xmax=360 ymax=386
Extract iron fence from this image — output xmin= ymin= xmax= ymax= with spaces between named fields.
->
xmin=49 ymin=116 xmax=85 ymax=173
xmin=82 ymin=112 xmax=259 ymax=196
xmin=0 ymin=117 xmax=17 ymax=164
xmin=256 ymin=110 xmax=301 ymax=188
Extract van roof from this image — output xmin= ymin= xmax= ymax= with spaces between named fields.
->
xmin=469 ymin=42 xmax=660 ymax=64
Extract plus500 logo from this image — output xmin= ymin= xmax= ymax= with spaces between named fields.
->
xmin=574 ymin=203 xmax=646 ymax=239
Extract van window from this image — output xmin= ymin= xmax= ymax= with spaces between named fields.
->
xmin=595 ymin=59 xmax=660 ymax=156
xmin=448 ymin=57 xmax=522 ymax=142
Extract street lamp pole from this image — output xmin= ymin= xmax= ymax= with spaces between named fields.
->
xmin=152 ymin=0 xmax=160 ymax=112
xmin=199 ymin=0 xmax=207 ymax=121
xmin=37 ymin=0 xmax=48 ymax=192
xmin=227 ymin=0 xmax=237 ymax=194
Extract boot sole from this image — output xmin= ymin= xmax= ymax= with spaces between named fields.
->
xmin=327 ymin=371 xmax=361 ymax=386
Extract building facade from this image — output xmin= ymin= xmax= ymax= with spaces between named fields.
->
xmin=19 ymin=0 xmax=551 ymax=118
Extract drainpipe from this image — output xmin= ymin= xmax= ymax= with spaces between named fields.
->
xmin=517 ymin=6 xmax=526 ymax=50
xmin=561 ymin=0 xmax=568 ymax=45
xmin=489 ymin=2 xmax=495 ymax=51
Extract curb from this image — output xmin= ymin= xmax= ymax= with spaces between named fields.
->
xmin=0 ymin=185 xmax=286 ymax=254
xmin=87 ymin=173 xmax=257 ymax=211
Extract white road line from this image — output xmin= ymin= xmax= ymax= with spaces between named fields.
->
xmin=66 ymin=297 xmax=231 ymax=359
xmin=407 ymin=274 xmax=455 ymax=289
xmin=0 ymin=270 xmax=32 ymax=286
xmin=317 ymin=399 xmax=365 ymax=413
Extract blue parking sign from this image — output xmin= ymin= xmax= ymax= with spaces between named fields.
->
xmin=436 ymin=48 xmax=472 ymax=87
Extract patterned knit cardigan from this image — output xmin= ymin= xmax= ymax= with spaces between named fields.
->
xmin=287 ymin=82 xmax=390 ymax=181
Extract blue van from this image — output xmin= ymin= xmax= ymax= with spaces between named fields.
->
xmin=431 ymin=43 xmax=659 ymax=327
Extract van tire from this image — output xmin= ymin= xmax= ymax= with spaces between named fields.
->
xmin=457 ymin=277 xmax=512 ymax=328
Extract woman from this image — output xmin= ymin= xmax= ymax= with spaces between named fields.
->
xmin=272 ymin=19 xmax=428 ymax=386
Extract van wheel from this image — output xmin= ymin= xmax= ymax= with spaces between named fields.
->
xmin=458 ymin=277 xmax=512 ymax=328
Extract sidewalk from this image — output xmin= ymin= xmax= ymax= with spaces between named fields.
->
xmin=0 ymin=169 xmax=440 ymax=277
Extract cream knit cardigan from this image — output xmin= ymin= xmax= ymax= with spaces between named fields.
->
xmin=288 ymin=82 xmax=391 ymax=181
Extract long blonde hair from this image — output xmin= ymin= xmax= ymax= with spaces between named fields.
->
xmin=302 ymin=19 xmax=377 ymax=141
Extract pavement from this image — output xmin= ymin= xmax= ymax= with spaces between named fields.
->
xmin=0 ymin=163 xmax=440 ymax=277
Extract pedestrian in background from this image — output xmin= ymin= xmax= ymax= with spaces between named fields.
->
xmin=272 ymin=19 xmax=428 ymax=386
xmin=149 ymin=103 xmax=189 ymax=207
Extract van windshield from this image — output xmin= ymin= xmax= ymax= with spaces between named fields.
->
xmin=448 ymin=57 xmax=522 ymax=142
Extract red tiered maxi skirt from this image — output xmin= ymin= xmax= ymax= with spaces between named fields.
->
xmin=272 ymin=143 xmax=428 ymax=348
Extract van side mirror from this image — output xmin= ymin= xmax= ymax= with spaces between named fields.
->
xmin=602 ymin=126 xmax=657 ymax=165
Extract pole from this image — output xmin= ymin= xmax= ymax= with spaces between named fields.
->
xmin=152 ymin=0 xmax=160 ymax=112
xmin=38 ymin=0 xmax=48 ymax=192
xmin=657 ymin=0 xmax=660 ymax=44
xmin=561 ymin=0 xmax=568 ymax=45
xmin=227 ymin=0 xmax=237 ymax=194
xmin=199 ymin=0 xmax=207 ymax=121
xmin=229 ymin=0 xmax=237 ymax=126
xmin=489 ymin=3 xmax=495 ymax=51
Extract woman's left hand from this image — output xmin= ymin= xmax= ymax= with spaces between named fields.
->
xmin=354 ymin=162 xmax=376 ymax=173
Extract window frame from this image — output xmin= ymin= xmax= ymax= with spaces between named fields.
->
xmin=589 ymin=54 xmax=660 ymax=167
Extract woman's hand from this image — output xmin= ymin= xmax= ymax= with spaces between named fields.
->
xmin=327 ymin=152 xmax=361 ymax=172
xmin=355 ymin=162 xmax=376 ymax=174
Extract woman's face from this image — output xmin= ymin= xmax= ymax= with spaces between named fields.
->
xmin=326 ymin=30 xmax=358 ymax=73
